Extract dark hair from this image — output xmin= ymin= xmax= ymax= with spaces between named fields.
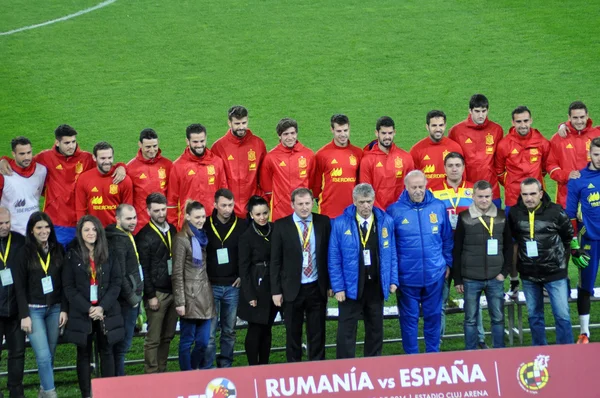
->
xmin=469 ymin=94 xmax=489 ymax=110
xmin=473 ymin=180 xmax=493 ymax=193
xmin=246 ymin=195 xmax=269 ymax=220
xmin=185 ymin=200 xmax=205 ymax=215
xmin=591 ymin=137 xmax=600 ymax=150
xmin=146 ymin=192 xmax=167 ymax=208
xmin=214 ymin=188 xmax=234 ymax=202
xmin=426 ymin=110 xmax=446 ymax=125
xmin=116 ymin=204 xmax=135 ymax=219
xmin=376 ymin=116 xmax=395 ymax=131
xmin=11 ymin=136 xmax=31 ymax=152
xmin=511 ymin=106 xmax=531 ymax=120
xmin=444 ymin=152 xmax=465 ymax=165
xmin=568 ymin=101 xmax=588 ymax=116
xmin=291 ymin=187 xmax=313 ymax=202
xmin=186 ymin=124 xmax=206 ymax=140
xmin=25 ymin=212 xmax=62 ymax=271
xmin=276 ymin=118 xmax=298 ymax=136
xmin=521 ymin=177 xmax=542 ymax=191
xmin=228 ymin=105 xmax=248 ymax=121
xmin=92 ymin=141 xmax=113 ymax=157
xmin=139 ymin=128 xmax=158 ymax=142
xmin=330 ymin=114 xmax=349 ymax=128
xmin=54 ymin=124 xmax=78 ymax=141
xmin=76 ymin=215 xmax=109 ymax=267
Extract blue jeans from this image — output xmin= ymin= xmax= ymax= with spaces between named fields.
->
xmin=463 ymin=278 xmax=505 ymax=349
xmin=114 ymin=304 xmax=139 ymax=376
xmin=441 ymin=278 xmax=485 ymax=342
xmin=55 ymin=225 xmax=76 ymax=248
xmin=28 ymin=304 xmax=61 ymax=391
xmin=179 ymin=318 xmax=211 ymax=371
xmin=205 ymin=285 xmax=239 ymax=368
xmin=522 ymin=278 xmax=573 ymax=345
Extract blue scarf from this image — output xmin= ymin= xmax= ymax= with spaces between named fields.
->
xmin=188 ymin=223 xmax=208 ymax=268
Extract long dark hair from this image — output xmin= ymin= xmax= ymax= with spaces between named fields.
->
xmin=25 ymin=212 xmax=62 ymax=271
xmin=76 ymin=215 xmax=109 ymax=268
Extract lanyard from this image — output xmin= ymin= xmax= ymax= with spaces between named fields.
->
xmin=210 ymin=217 xmax=238 ymax=247
xmin=252 ymin=222 xmax=270 ymax=242
xmin=478 ymin=217 xmax=494 ymax=237
xmin=528 ymin=203 xmax=541 ymax=240
xmin=37 ymin=252 xmax=51 ymax=276
xmin=295 ymin=220 xmax=313 ymax=250
xmin=90 ymin=257 xmax=97 ymax=284
xmin=356 ymin=214 xmax=374 ymax=248
xmin=117 ymin=226 xmax=140 ymax=262
xmin=149 ymin=221 xmax=172 ymax=255
xmin=0 ymin=233 xmax=11 ymax=268
xmin=444 ymin=181 xmax=465 ymax=210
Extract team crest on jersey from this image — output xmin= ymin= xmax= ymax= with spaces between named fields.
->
xmin=485 ymin=133 xmax=494 ymax=146
xmin=394 ymin=157 xmax=403 ymax=169
xmin=109 ymin=184 xmax=118 ymax=195
xmin=442 ymin=150 xmax=449 ymax=160
xmin=382 ymin=227 xmax=388 ymax=238
xmin=75 ymin=161 xmax=83 ymax=174
xmin=207 ymin=165 xmax=215 ymax=175
xmin=158 ymin=167 xmax=166 ymax=179
xmin=298 ymin=157 xmax=307 ymax=168
xmin=530 ymin=148 xmax=539 ymax=155
xmin=349 ymin=155 xmax=357 ymax=166
xmin=464 ymin=189 xmax=472 ymax=196
xmin=248 ymin=149 xmax=256 ymax=161
xmin=586 ymin=139 xmax=591 ymax=152
xmin=429 ymin=212 xmax=438 ymax=223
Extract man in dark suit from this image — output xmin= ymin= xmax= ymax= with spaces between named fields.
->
xmin=271 ymin=187 xmax=331 ymax=362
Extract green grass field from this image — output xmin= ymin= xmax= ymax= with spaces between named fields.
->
xmin=2 ymin=0 xmax=600 ymax=396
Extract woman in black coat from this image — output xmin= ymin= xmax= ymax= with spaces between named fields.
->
xmin=238 ymin=196 xmax=279 ymax=365
xmin=62 ymin=215 xmax=123 ymax=398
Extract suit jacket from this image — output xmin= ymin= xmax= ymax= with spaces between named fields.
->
xmin=270 ymin=212 xmax=331 ymax=302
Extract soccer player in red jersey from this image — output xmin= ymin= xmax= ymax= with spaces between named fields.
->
xmin=167 ymin=124 xmax=228 ymax=229
xmin=311 ymin=114 xmax=363 ymax=218
xmin=259 ymin=118 xmax=314 ymax=221
xmin=359 ymin=116 xmax=414 ymax=210
xmin=211 ymin=106 xmax=267 ymax=218
xmin=495 ymin=106 xmax=552 ymax=208
xmin=75 ymin=142 xmax=133 ymax=226
xmin=410 ymin=110 xmax=464 ymax=187
xmin=126 ymin=128 xmax=172 ymax=234
xmin=449 ymin=94 xmax=504 ymax=207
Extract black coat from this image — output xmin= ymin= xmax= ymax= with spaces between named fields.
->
xmin=270 ymin=213 xmax=331 ymax=302
xmin=105 ymin=224 xmax=143 ymax=307
xmin=238 ymin=222 xmax=277 ymax=325
xmin=135 ymin=221 xmax=178 ymax=299
xmin=0 ymin=232 xmax=25 ymax=318
xmin=62 ymin=243 xmax=124 ymax=347
xmin=204 ymin=213 xmax=247 ymax=286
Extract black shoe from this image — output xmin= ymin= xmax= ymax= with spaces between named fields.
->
xmin=478 ymin=341 xmax=489 ymax=349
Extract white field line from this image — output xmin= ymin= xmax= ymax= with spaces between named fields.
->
xmin=0 ymin=0 xmax=117 ymax=36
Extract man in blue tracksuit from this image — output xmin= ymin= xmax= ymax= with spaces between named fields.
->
xmin=566 ymin=137 xmax=600 ymax=344
xmin=329 ymin=183 xmax=398 ymax=359
xmin=387 ymin=170 xmax=454 ymax=354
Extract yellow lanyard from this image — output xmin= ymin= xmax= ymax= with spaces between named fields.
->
xmin=37 ymin=252 xmax=51 ymax=276
xmin=210 ymin=217 xmax=238 ymax=247
xmin=478 ymin=217 xmax=494 ymax=237
xmin=149 ymin=221 xmax=172 ymax=256
xmin=528 ymin=203 xmax=541 ymax=240
xmin=356 ymin=214 xmax=374 ymax=248
xmin=117 ymin=226 xmax=140 ymax=262
xmin=0 ymin=233 xmax=11 ymax=268
xmin=295 ymin=220 xmax=313 ymax=250
xmin=444 ymin=181 xmax=464 ymax=210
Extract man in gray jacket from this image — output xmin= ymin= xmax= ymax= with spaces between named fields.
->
xmin=453 ymin=180 xmax=512 ymax=349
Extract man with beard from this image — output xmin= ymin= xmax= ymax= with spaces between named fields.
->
xmin=211 ymin=106 xmax=267 ymax=218
xmin=0 ymin=137 xmax=47 ymax=235
xmin=359 ymin=116 xmax=414 ymax=210
xmin=75 ymin=142 xmax=133 ymax=226
xmin=410 ymin=110 xmax=464 ymax=187
xmin=168 ymin=124 xmax=228 ymax=229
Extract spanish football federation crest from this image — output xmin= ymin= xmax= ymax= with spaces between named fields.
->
xmin=248 ymin=149 xmax=256 ymax=161
xmin=429 ymin=212 xmax=438 ymax=223
xmin=158 ymin=167 xmax=167 ymax=179
xmin=109 ymin=184 xmax=118 ymax=195
xmin=382 ymin=227 xmax=388 ymax=238
xmin=75 ymin=161 xmax=83 ymax=174
xmin=349 ymin=154 xmax=357 ymax=166
xmin=207 ymin=165 xmax=216 ymax=175
xmin=517 ymin=354 xmax=550 ymax=394
xmin=485 ymin=133 xmax=494 ymax=146
xmin=298 ymin=157 xmax=307 ymax=168
xmin=442 ymin=150 xmax=449 ymax=161
xmin=394 ymin=157 xmax=403 ymax=169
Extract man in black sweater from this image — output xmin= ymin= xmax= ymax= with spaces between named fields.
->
xmin=203 ymin=189 xmax=247 ymax=368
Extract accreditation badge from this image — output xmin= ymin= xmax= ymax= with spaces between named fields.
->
xmin=487 ymin=239 xmax=498 ymax=256
xmin=41 ymin=276 xmax=54 ymax=294
xmin=90 ymin=285 xmax=98 ymax=302
xmin=526 ymin=240 xmax=539 ymax=257
xmin=167 ymin=259 xmax=173 ymax=276
xmin=217 ymin=248 xmax=230 ymax=264
xmin=363 ymin=250 xmax=371 ymax=266
xmin=0 ymin=269 xmax=13 ymax=286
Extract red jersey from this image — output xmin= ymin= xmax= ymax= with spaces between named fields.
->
xmin=495 ymin=127 xmax=551 ymax=207
xmin=259 ymin=142 xmax=314 ymax=221
xmin=410 ymin=136 xmax=464 ymax=186
xmin=448 ymin=116 xmax=504 ymax=200
xmin=211 ymin=129 xmax=267 ymax=218
xmin=167 ymin=148 xmax=228 ymax=229
xmin=359 ymin=143 xmax=414 ymax=210
xmin=548 ymin=118 xmax=600 ymax=207
xmin=75 ymin=165 xmax=134 ymax=227
xmin=311 ymin=140 xmax=363 ymax=218
xmin=126 ymin=149 xmax=172 ymax=234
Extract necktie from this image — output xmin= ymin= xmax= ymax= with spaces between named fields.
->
xmin=302 ymin=220 xmax=313 ymax=277
xmin=361 ymin=220 xmax=368 ymax=237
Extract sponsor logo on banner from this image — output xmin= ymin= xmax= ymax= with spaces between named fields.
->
xmin=109 ymin=184 xmax=118 ymax=195
xmin=206 ymin=378 xmax=237 ymax=398
xmin=517 ymin=354 xmax=550 ymax=394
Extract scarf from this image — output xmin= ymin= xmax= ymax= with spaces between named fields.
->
xmin=188 ymin=223 xmax=208 ymax=268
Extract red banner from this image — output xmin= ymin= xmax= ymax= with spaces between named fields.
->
xmin=93 ymin=344 xmax=600 ymax=397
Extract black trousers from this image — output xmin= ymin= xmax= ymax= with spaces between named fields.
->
xmin=245 ymin=304 xmax=278 ymax=366
xmin=283 ymin=282 xmax=326 ymax=362
xmin=0 ymin=316 xmax=25 ymax=397
xmin=76 ymin=320 xmax=115 ymax=398
xmin=336 ymin=280 xmax=384 ymax=359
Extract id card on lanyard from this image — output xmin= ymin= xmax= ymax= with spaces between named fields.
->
xmin=0 ymin=234 xmax=13 ymax=286
xmin=357 ymin=215 xmax=374 ymax=267
xmin=478 ymin=216 xmax=497 ymax=255
xmin=446 ymin=182 xmax=464 ymax=230
xmin=211 ymin=217 xmax=238 ymax=265
xmin=149 ymin=222 xmax=173 ymax=275
xmin=38 ymin=252 xmax=54 ymax=294
xmin=90 ymin=258 xmax=98 ymax=303
xmin=526 ymin=208 xmax=539 ymax=257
